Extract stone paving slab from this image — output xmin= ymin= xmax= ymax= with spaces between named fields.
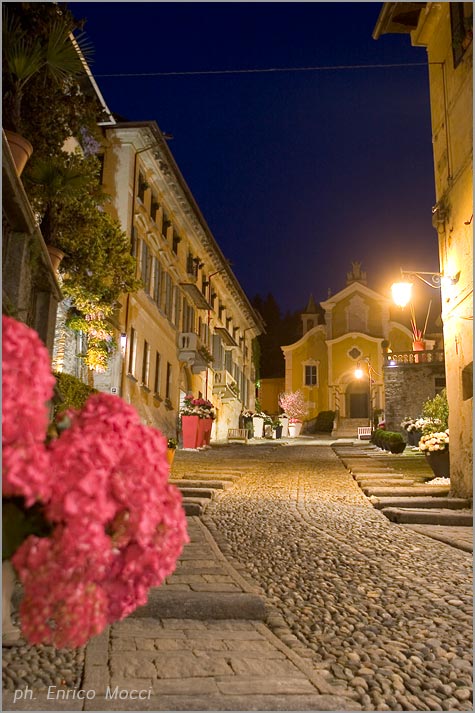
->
xmin=363 ymin=485 xmax=451 ymax=497
xmin=404 ymin=524 xmax=473 ymax=552
xmin=77 ymin=618 xmax=359 ymax=712
xmin=381 ymin=507 xmax=473 ymax=526
xmin=372 ymin=496 xmax=472 ymax=510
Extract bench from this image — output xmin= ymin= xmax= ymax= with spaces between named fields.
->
xmin=227 ymin=428 xmax=249 ymax=444
xmin=357 ymin=426 xmax=372 ymax=440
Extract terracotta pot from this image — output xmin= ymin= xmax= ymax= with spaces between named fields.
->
xmin=4 ymin=130 xmax=33 ymax=176
xmin=412 ymin=340 xmax=426 ymax=363
xmin=425 ymin=449 xmax=450 ymax=478
xmin=46 ymin=245 xmax=65 ymax=272
xmin=166 ymin=448 xmax=176 ymax=466
xmin=181 ymin=415 xmax=199 ymax=449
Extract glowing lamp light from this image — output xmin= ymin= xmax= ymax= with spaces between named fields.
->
xmin=355 ymin=366 xmax=364 ymax=379
xmin=391 ymin=281 xmax=413 ymax=308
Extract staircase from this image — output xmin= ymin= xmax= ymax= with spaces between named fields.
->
xmin=332 ymin=417 xmax=370 ymax=439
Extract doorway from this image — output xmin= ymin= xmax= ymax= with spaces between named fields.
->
xmin=346 ymin=381 xmax=369 ymax=418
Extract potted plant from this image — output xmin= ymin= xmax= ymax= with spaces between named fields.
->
xmin=166 ymin=438 xmax=177 ymax=466
xmin=252 ymin=402 xmax=266 ymax=438
xmin=272 ymin=418 xmax=283 ymax=439
xmin=419 ymin=430 xmax=450 ymax=478
xmin=278 ymin=390 xmax=308 ymax=437
xmin=180 ymin=395 xmax=200 ymax=449
xmin=2 ymin=5 xmax=91 ymax=174
xmin=241 ymin=409 xmax=254 ymax=438
xmin=195 ymin=398 xmax=216 ymax=448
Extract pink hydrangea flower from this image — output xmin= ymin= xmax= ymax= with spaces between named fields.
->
xmin=2 ymin=316 xmax=55 ymax=504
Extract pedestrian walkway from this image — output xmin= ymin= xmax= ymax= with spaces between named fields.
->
xmin=3 ymin=514 xmax=359 ymax=711
xmin=3 ymin=440 xmax=472 ymax=711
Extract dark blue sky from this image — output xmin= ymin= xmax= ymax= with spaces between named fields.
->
xmin=69 ymin=2 xmax=440 ymax=314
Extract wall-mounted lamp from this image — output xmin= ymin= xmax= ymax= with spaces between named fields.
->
xmin=391 ymin=269 xmax=460 ymax=308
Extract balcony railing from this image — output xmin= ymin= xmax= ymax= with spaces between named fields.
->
xmin=212 ymin=370 xmax=239 ymax=400
xmin=384 ymin=349 xmax=445 ymax=366
xmin=178 ymin=332 xmax=209 ymax=373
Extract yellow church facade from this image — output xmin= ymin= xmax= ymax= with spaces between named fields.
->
xmin=282 ymin=264 xmax=413 ymax=430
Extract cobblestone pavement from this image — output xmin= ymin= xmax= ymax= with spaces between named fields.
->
xmin=200 ymin=442 xmax=473 ymax=711
xmin=3 ymin=440 xmax=473 ymax=711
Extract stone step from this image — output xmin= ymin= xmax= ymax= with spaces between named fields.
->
xmin=181 ymin=472 xmax=240 ymax=481
xmin=359 ymin=478 xmax=416 ymax=489
xmin=363 ymin=485 xmax=451 ymax=497
xmin=131 ymin=591 xmax=267 ymax=620
xmin=352 ymin=472 xmax=406 ymax=480
xmin=170 ymin=479 xmax=231 ymax=490
xmin=182 ymin=498 xmax=211 ymax=516
xmin=372 ymin=497 xmax=472 ymax=510
xmin=176 ymin=488 xmax=215 ymax=499
xmin=381 ymin=508 xmax=473 ymax=526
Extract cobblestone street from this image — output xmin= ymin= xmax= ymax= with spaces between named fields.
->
xmin=3 ymin=440 xmax=473 ymax=711
xmin=181 ymin=441 xmax=473 ymax=711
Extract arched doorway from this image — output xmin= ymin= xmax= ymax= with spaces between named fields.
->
xmin=346 ymin=380 xmax=369 ymax=418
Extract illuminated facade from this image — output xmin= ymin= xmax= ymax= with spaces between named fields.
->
xmin=374 ymin=2 xmax=473 ymax=497
xmin=100 ymin=121 xmax=263 ymax=442
xmin=282 ymin=263 xmax=415 ymax=434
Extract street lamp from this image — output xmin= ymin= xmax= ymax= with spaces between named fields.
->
xmin=355 ymin=357 xmax=373 ymax=430
xmin=391 ymin=269 xmax=460 ymax=308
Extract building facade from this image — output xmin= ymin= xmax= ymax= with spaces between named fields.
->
xmin=281 ymin=263 xmax=437 ymax=435
xmin=100 ymin=121 xmax=263 ymax=442
xmin=2 ymin=131 xmax=62 ymax=355
xmin=374 ymin=2 xmax=473 ymax=497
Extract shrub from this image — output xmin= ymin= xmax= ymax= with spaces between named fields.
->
xmin=53 ymin=372 xmax=97 ymax=416
xmin=384 ymin=432 xmax=406 ymax=454
xmin=421 ymin=389 xmax=449 ymax=431
xmin=371 ymin=428 xmax=385 ymax=448
xmin=314 ymin=410 xmax=336 ymax=433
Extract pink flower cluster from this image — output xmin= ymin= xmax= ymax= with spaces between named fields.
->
xmin=3 ymin=316 xmax=189 ymax=648
xmin=2 ymin=316 xmax=55 ymax=505
xmin=278 ymin=390 xmax=308 ymax=421
xmin=180 ymin=395 xmax=215 ymax=419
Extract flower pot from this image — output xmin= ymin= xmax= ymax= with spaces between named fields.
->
xmin=252 ymin=416 xmax=264 ymax=438
xmin=408 ymin=430 xmax=422 ymax=447
xmin=272 ymin=425 xmax=283 ymax=439
xmin=197 ymin=417 xmax=213 ymax=447
xmin=4 ymin=130 xmax=33 ymax=176
xmin=288 ymin=421 xmax=302 ymax=438
xmin=181 ymin=415 xmax=199 ymax=449
xmin=389 ymin=441 xmax=406 ymax=454
xmin=243 ymin=417 xmax=254 ymax=438
xmin=279 ymin=416 xmax=289 ymax=438
xmin=412 ymin=340 xmax=426 ymax=363
xmin=425 ymin=449 xmax=450 ymax=478
xmin=166 ymin=448 xmax=176 ymax=466
xmin=46 ymin=245 xmax=66 ymax=273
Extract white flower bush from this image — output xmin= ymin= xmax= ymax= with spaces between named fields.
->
xmin=418 ymin=429 xmax=449 ymax=452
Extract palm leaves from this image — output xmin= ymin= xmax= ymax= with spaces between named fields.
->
xmin=2 ymin=7 xmax=92 ymax=132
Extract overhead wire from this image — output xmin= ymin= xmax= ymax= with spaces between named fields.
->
xmin=94 ymin=62 xmax=428 ymax=78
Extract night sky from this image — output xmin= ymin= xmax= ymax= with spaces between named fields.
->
xmin=68 ymin=2 xmax=441 ymax=317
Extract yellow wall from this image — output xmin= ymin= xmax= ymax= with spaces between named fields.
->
xmin=259 ymin=377 xmax=285 ymax=415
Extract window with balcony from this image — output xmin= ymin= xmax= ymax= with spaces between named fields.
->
xmin=137 ymin=172 xmax=147 ymax=203
xmin=141 ymin=241 xmax=152 ymax=294
xmin=172 ymin=234 xmax=181 ymax=255
xmin=150 ymin=194 xmax=160 ymax=223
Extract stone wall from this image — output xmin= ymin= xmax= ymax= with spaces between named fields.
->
xmin=383 ymin=363 xmax=446 ymax=433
